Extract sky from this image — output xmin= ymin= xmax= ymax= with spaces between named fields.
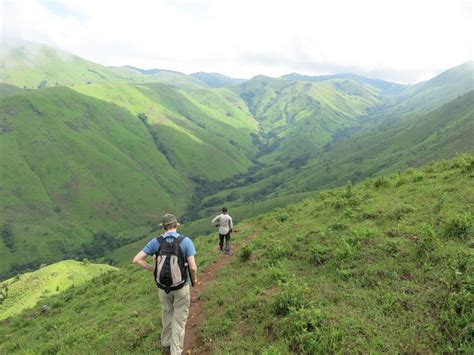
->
xmin=1 ymin=0 xmax=473 ymax=83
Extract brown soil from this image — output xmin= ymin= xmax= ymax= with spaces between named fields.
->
xmin=184 ymin=231 xmax=256 ymax=354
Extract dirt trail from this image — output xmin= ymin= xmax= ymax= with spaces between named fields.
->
xmin=184 ymin=231 xmax=256 ymax=354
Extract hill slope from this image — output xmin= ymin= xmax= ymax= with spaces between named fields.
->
xmin=73 ymin=82 xmax=258 ymax=180
xmin=0 ymin=86 xmax=190 ymax=276
xmin=0 ymin=41 xmax=144 ymax=88
xmin=0 ymin=155 xmax=472 ymax=353
xmin=235 ymin=75 xmax=382 ymax=163
xmin=197 ymin=155 xmax=473 ymax=353
xmin=187 ymin=91 xmax=474 ymax=222
xmin=190 ymin=72 xmax=245 ymax=87
xmin=0 ymin=260 xmax=116 ymax=320
xmin=387 ymin=61 xmax=474 ymax=115
xmin=281 ymin=72 xmax=407 ymax=95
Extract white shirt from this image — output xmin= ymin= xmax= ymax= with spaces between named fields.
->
xmin=212 ymin=213 xmax=233 ymax=235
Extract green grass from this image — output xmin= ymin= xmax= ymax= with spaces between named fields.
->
xmin=0 ymin=86 xmax=191 ymax=275
xmin=388 ymin=61 xmax=474 ymax=114
xmin=0 ymin=260 xmax=116 ymax=320
xmin=0 ymin=227 xmax=253 ymax=354
xmin=198 ymin=155 xmax=473 ymax=353
xmin=73 ymin=82 xmax=258 ymax=180
xmin=0 ymin=156 xmax=472 ymax=353
xmin=1 ymin=41 xmax=473 ymax=287
xmin=0 ymin=41 xmax=144 ymax=88
xmin=234 ymin=76 xmax=381 ymax=164
xmin=196 ymin=90 xmax=474 ymax=215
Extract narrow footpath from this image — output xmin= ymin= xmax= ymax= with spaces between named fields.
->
xmin=184 ymin=231 xmax=257 ymax=354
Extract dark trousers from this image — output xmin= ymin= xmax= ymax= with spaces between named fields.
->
xmin=219 ymin=233 xmax=231 ymax=254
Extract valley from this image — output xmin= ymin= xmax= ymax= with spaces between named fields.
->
xmin=0 ymin=41 xmax=473 ymax=278
xmin=0 ymin=39 xmax=472 ymax=353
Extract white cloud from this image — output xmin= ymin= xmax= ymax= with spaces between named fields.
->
xmin=2 ymin=0 xmax=473 ymax=83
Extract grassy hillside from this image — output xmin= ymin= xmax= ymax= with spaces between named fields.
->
xmin=73 ymin=82 xmax=258 ymax=180
xmin=0 ymin=87 xmax=191 ymax=276
xmin=387 ymin=61 xmax=474 ymax=114
xmin=196 ymin=155 xmax=473 ymax=353
xmin=0 ymin=84 xmax=24 ymax=98
xmin=0 ymin=155 xmax=471 ymax=353
xmin=190 ymin=72 xmax=245 ymax=87
xmin=235 ymin=75 xmax=382 ymax=163
xmin=110 ymin=66 xmax=210 ymax=90
xmin=281 ymin=72 xmax=407 ymax=95
xmin=0 ymin=41 xmax=145 ymax=88
xmin=1 ymin=42 xmax=473 ymax=286
xmin=0 ymin=229 xmax=243 ymax=354
xmin=0 ymin=260 xmax=116 ymax=320
xmin=195 ymin=91 xmax=474 ymax=218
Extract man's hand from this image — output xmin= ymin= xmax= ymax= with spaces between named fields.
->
xmin=132 ymin=251 xmax=154 ymax=272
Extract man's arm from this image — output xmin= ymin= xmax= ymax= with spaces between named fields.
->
xmin=187 ymin=255 xmax=198 ymax=285
xmin=132 ymin=250 xmax=154 ymax=272
xmin=211 ymin=215 xmax=219 ymax=226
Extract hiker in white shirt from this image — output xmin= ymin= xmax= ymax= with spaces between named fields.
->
xmin=211 ymin=207 xmax=233 ymax=256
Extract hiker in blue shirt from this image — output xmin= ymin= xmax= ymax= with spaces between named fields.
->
xmin=133 ymin=214 xmax=197 ymax=355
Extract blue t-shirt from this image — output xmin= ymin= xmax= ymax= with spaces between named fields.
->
xmin=143 ymin=231 xmax=196 ymax=259
xmin=143 ymin=231 xmax=196 ymax=285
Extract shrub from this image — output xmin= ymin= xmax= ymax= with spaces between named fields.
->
xmin=330 ymin=222 xmax=347 ymax=231
xmin=309 ymin=245 xmax=330 ymax=265
xmin=271 ymin=280 xmax=308 ymax=316
xmin=373 ymin=176 xmax=390 ymax=188
xmin=382 ymin=240 xmax=400 ymax=256
xmin=266 ymin=242 xmax=287 ymax=262
xmin=395 ymin=178 xmax=407 ymax=187
xmin=238 ymin=245 xmax=252 ymax=262
xmin=266 ymin=262 xmax=289 ymax=283
xmin=442 ymin=213 xmax=471 ymax=240
xmin=412 ymin=173 xmax=424 ymax=182
xmin=389 ymin=205 xmax=415 ymax=221
xmin=416 ymin=225 xmax=440 ymax=259
xmin=1 ymin=223 xmax=14 ymax=252
xmin=279 ymin=306 xmax=327 ymax=353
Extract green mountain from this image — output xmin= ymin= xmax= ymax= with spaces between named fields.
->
xmin=190 ymin=91 xmax=473 ymax=227
xmin=281 ymin=72 xmax=407 ymax=95
xmin=387 ymin=61 xmax=474 ymax=114
xmin=0 ymin=260 xmax=116 ymax=320
xmin=110 ymin=66 xmax=210 ymax=90
xmin=1 ymin=41 xmax=473 ymax=282
xmin=234 ymin=75 xmax=381 ymax=163
xmin=0 ymin=87 xmax=190 ymax=277
xmin=1 ymin=156 xmax=471 ymax=353
xmin=0 ymin=41 xmax=143 ymax=88
xmin=73 ymin=82 xmax=258 ymax=179
xmin=190 ymin=72 xmax=245 ymax=87
xmin=0 ymin=84 xmax=24 ymax=98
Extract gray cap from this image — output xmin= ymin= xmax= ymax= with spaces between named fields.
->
xmin=160 ymin=213 xmax=179 ymax=227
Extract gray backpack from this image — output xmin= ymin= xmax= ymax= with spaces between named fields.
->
xmin=154 ymin=235 xmax=187 ymax=293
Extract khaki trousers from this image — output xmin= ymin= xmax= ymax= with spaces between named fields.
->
xmin=158 ymin=285 xmax=190 ymax=355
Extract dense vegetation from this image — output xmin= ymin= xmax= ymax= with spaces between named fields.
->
xmin=0 ymin=156 xmax=471 ymax=353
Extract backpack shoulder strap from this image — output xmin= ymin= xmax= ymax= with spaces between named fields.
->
xmin=176 ymin=235 xmax=185 ymax=244
xmin=155 ymin=235 xmax=165 ymax=255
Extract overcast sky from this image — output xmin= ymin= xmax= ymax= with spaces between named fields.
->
xmin=1 ymin=0 xmax=473 ymax=83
